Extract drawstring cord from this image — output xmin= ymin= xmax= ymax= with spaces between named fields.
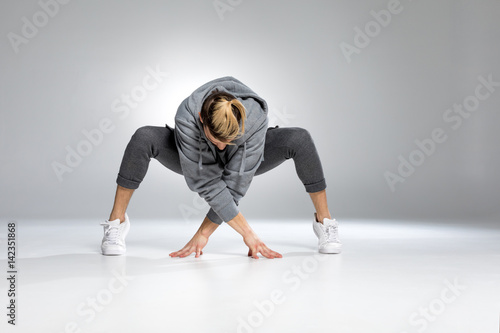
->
xmin=198 ymin=137 xmax=203 ymax=171
xmin=239 ymin=142 xmax=246 ymax=176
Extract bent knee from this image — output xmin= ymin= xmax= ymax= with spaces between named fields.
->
xmin=130 ymin=126 xmax=157 ymax=145
xmin=286 ymin=127 xmax=314 ymax=145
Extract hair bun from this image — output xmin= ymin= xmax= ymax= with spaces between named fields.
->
xmin=200 ymin=92 xmax=246 ymax=142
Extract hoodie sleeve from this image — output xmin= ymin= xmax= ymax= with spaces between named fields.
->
xmin=206 ymin=116 xmax=268 ymax=224
xmin=175 ymin=119 xmax=240 ymax=225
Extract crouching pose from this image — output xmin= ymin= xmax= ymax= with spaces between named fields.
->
xmin=100 ymin=76 xmax=341 ymax=258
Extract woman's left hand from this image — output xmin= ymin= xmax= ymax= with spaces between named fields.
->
xmin=169 ymin=231 xmax=209 ymax=258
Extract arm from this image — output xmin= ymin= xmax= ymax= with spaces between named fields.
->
xmin=227 ymin=212 xmax=282 ymax=259
xmin=169 ymin=216 xmax=220 ymax=258
xmin=175 ymin=114 xmax=240 ymax=224
xmin=206 ymin=116 xmax=268 ymax=224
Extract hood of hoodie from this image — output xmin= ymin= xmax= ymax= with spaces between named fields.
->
xmin=180 ymin=76 xmax=269 ymax=162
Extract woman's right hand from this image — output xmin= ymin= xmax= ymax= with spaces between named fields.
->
xmin=227 ymin=212 xmax=282 ymax=259
xmin=243 ymin=233 xmax=282 ymax=259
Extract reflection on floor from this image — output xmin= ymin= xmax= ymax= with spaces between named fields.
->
xmin=0 ymin=218 xmax=499 ymax=333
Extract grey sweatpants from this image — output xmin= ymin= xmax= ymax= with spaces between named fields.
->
xmin=116 ymin=125 xmax=327 ymax=216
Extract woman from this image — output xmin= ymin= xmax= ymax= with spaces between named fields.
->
xmin=100 ymin=76 xmax=341 ymax=258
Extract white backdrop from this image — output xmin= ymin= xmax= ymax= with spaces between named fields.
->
xmin=1 ymin=0 xmax=499 ymax=223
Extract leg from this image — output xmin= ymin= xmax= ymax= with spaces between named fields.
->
xmin=256 ymin=127 xmax=333 ymax=222
xmin=108 ymin=185 xmax=134 ymax=222
xmin=110 ymin=125 xmax=182 ymax=223
xmin=256 ymin=126 xmax=341 ymax=253
xmin=309 ymin=190 xmax=332 ymax=223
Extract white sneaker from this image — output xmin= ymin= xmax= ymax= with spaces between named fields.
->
xmin=313 ymin=214 xmax=342 ymax=254
xmin=100 ymin=213 xmax=130 ymax=255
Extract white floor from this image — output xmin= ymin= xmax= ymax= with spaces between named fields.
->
xmin=0 ymin=218 xmax=499 ymax=333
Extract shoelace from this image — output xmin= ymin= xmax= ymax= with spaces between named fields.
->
xmin=324 ymin=224 xmax=339 ymax=243
xmin=101 ymin=222 xmax=121 ymax=245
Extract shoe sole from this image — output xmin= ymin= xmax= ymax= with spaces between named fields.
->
xmin=319 ymin=247 xmax=342 ymax=254
xmin=102 ymin=250 xmax=126 ymax=256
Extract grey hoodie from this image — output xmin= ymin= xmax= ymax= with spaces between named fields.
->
xmin=174 ymin=76 xmax=269 ymax=224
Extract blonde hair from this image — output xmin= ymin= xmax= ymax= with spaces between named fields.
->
xmin=200 ymin=90 xmax=246 ymax=143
